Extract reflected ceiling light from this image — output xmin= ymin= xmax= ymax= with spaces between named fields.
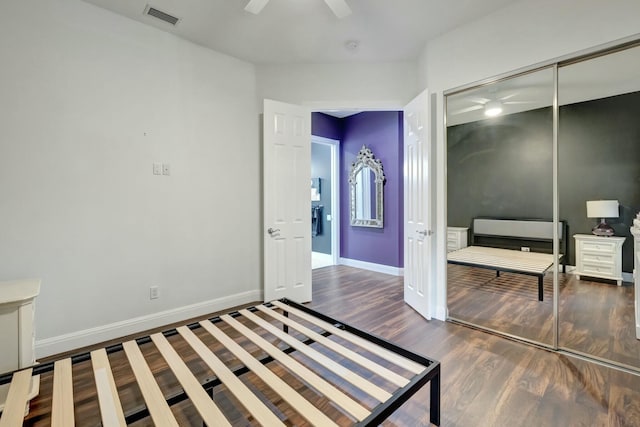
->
xmin=484 ymin=100 xmax=503 ymax=117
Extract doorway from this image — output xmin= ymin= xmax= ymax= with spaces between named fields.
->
xmin=311 ymin=135 xmax=340 ymax=269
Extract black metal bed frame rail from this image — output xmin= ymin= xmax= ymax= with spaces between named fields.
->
xmin=0 ymin=299 xmax=442 ymax=426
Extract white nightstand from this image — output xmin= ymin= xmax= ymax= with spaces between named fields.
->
xmin=447 ymin=227 xmax=469 ymax=252
xmin=574 ymin=234 xmax=626 ymax=286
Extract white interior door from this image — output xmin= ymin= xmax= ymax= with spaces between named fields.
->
xmin=263 ymin=99 xmax=312 ymax=302
xmin=404 ymin=90 xmax=431 ymax=319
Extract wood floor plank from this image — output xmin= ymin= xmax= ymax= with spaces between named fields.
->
xmin=90 ymin=349 xmax=126 ymax=427
xmin=51 ymin=359 xmax=74 ymax=427
xmin=0 ymin=369 xmax=34 ymax=427
xmin=199 ymin=319 xmax=339 ymax=427
xmin=122 ymin=340 xmax=179 ymax=427
xmin=150 ymin=333 xmax=231 ymax=427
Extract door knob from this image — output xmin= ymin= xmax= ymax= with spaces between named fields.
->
xmin=267 ymin=228 xmax=280 ymax=235
xmin=416 ymin=230 xmax=432 ymax=236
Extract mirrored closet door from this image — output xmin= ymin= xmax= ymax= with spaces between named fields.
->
xmin=557 ymin=43 xmax=640 ymax=370
xmin=445 ymin=67 xmax=557 ymax=346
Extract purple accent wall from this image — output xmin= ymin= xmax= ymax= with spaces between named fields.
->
xmin=340 ymin=111 xmax=404 ymax=268
xmin=311 ymin=111 xmax=404 ymax=268
xmin=312 ymin=112 xmax=343 ymax=140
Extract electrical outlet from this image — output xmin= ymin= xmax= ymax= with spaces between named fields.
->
xmin=150 ymin=286 xmax=159 ymax=300
xmin=153 ymin=163 xmax=162 ymax=175
xmin=521 ymin=247 xmax=530 ymax=252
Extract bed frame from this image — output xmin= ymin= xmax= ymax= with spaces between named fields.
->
xmin=0 ymin=299 xmax=440 ymax=426
xmin=447 ymin=218 xmax=568 ymax=301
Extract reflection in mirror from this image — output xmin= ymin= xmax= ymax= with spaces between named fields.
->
xmin=446 ymin=67 xmax=556 ymax=346
xmin=349 ymin=145 xmax=385 ymax=228
xmin=558 ymin=43 xmax=640 ymax=370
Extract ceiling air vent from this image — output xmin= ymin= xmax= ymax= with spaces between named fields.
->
xmin=144 ymin=5 xmax=180 ymax=26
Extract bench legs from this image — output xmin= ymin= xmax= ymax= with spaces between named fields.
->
xmin=538 ymin=276 xmax=543 ymax=301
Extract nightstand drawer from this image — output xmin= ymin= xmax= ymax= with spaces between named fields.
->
xmin=582 ymin=262 xmax=615 ymax=276
xmin=580 ymin=240 xmax=617 ymax=253
xmin=582 ymin=252 xmax=614 ymax=264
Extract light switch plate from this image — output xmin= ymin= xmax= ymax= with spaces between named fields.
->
xmin=162 ymin=163 xmax=171 ymax=176
xmin=153 ymin=163 xmax=162 ymax=175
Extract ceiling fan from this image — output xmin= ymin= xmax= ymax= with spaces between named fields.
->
xmin=451 ymin=92 xmax=534 ymax=117
xmin=244 ymin=0 xmax=352 ymax=19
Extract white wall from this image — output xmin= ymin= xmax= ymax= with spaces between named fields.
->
xmin=421 ymin=0 xmax=640 ymax=320
xmin=0 ymin=0 xmax=261 ymax=356
xmin=257 ymin=62 xmax=419 ymax=110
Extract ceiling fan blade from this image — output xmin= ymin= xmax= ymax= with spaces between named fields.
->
xmin=499 ymin=93 xmax=518 ymax=101
xmin=451 ymin=105 xmax=483 ymax=115
xmin=324 ymin=0 xmax=352 ymax=18
xmin=245 ymin=0 xmax=269 ymax=14
xmin=467 ymin=96 xmax=490 ymax=104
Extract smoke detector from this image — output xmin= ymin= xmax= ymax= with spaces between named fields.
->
xmin=344 ymin=40 xmax=359 ymax=53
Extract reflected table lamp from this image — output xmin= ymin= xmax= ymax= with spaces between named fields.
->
xmin=586 ymin=200 xmax=618 ymax=237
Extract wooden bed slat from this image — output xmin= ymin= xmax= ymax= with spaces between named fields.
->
xmin=222 ymin=314 xmax=370 ymax=421
xmin=122 ymin=340 xmax=179 ymax=427
xmin=270 ymin=301 xmax=426 ymax=375
xmin=239 ymin=308 xmax=391 ymax=402
xmin=257 ymin=305 xmax=410 ymax=388
xmin=150 ymin=333 xmax=231 ymax=427
xmin=52 ymin=359 xmax=74 ymax=427
xmin=91 ymin=349 xmax=126 ymax=427
xmin=447 ymin=246 xmax=556 ymax=274
xmin=199 ymin=320 xmax=340 ymax=427
xmin=176 ymin=326 xmax=286 ymax=426
xmin=0 ymin=368 xmax=33 ymax=427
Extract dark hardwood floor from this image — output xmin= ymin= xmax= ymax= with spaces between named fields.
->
xmin=309 ymin=266 xmax=640 ymax=426
xmin=18 ymin=265 xmax=640 ymax=426
xmin=447 ymin=264 xmax=640 ymax=370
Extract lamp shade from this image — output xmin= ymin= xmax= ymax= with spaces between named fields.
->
xmin=586 ymin=200 xmax=619 ymax=218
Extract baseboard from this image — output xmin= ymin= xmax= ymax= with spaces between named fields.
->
xmin=338 ymin=258 xmax=403 ymax=276
xmin=35 ymin=290 xmax=261 ymax=358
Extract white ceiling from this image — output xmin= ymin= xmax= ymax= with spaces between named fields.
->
xmin=82 ymin=0 xmax=519 ymax=64
xmin=447 ymin=43 xmax=640 ymax=126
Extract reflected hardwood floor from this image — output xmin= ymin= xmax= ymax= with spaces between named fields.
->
xmin=20 ymin=265 xmax=640 ymax=426
xmin=447 ymin=264 xmax=640 ymax=369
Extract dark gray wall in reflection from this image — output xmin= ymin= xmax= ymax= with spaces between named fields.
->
xmin=559 ymin=91 xmax=640 ymax=272
xmin=447 ymin=106 xmax=553 ymax=227
xmin=447 ymin=91 xmax=640 ymax=272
